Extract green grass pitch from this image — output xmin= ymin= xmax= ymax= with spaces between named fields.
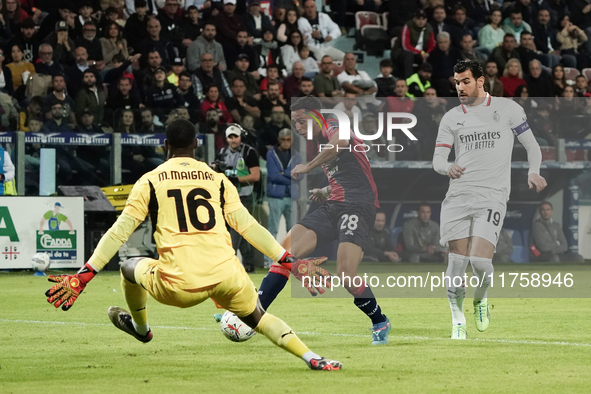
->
xmin=1 ymin=270 xmax=591 ymax=394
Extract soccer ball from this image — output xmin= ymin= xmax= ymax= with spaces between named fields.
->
xmin=31 ymin=252 xmax=51 ymax=273
xmin=219 ymin=311 xmax=256 ymax=342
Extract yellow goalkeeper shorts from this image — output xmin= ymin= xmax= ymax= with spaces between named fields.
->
xmin=134 ymin=256 xmax=258 ymax=317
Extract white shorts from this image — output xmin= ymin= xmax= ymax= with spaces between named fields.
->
xmin=439 ymin=191 xmax=507 ymax=248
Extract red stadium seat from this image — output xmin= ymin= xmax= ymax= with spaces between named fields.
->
xmin=563 ymin=67 xmax=580 ymax=83
xmin=582 ymin=68 xmax=591 ymax=82
xmin=355 ymin=11 xmax=381 ymax=31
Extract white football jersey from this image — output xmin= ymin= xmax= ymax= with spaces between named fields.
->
xmin=435 ymin=94 xmax=528 ymax=200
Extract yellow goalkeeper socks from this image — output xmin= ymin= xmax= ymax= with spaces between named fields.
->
xmin=254 ymin=312 xmax=314 ymax=359
xmin=121 ymin=274 xmax=149 ymax=334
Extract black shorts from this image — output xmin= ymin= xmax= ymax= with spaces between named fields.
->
xmin=298 ymin=201 xmax=376 ymax=250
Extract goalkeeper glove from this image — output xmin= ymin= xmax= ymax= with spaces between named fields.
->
xmin=45 ymin=263 xmax=97 ymax=311
xmin=278 ymin=251 xmax=331 ymax=296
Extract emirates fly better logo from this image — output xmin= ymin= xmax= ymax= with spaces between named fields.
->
xmin=303 ymin=107 xmax=419 ymax=153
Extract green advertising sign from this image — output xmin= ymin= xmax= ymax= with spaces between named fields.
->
xmin=36 ymin=230 xmax=77 ymax=250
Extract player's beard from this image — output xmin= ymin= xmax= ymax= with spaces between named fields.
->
xmin=457 ymin=86 xmax=478 ymax=105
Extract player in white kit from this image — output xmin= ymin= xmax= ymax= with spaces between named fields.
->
xmin=433 ymin=60 xmax=547 ymax=339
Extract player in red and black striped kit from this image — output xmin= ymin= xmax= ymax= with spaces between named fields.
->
xmin=257 ymin=96 xmax=391 ymax=345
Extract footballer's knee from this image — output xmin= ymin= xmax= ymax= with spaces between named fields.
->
xmin=120 ymin=257 xmax=144 ymax=284
xmin=241 ymin=299 xmax=265 ymax=329
xmin=448 ymin=238 xmax=470 ymax=256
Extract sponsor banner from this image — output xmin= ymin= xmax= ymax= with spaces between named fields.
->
xmin=0 ymin=131 xmax=14 ymax=143
xmin=0 ymin=197 xmax=84 ymax=269
xmin=24 ymin=132 xmax=111 ymax=145
xmin=121 ymin=133 xmax=166 ymax=146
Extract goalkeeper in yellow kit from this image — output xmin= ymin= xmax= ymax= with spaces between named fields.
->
xmin=45 ymin=119 xmax=341 ymax=371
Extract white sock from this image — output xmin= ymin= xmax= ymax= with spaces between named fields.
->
xmin=302 ymin=351 xmax=322 ymax=364
xmin=470 ymin=256 xmax=494 ymax=303
xmin=446 ymin=253 xmax=469 ymax=325
xmin=132 ymin=320 xmax=150 ymax=336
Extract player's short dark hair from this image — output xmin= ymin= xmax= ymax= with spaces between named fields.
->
xmin=520 ymin=31 xmax=532 ymax=38
xmin=300 ymin=76 xmax=312 ymax=83
xmin=503 ymin=33 xmax=516 ymax=41
xmin=231 ymin=77 xmax=246 ymax=86
xmin=179 ymin=71 xmax=192 ymax=80
xmin=290 ymin=95 xmax=322 ymax=111
xmin=166 ymin=119 xmax=196 ymax=149
xmin=187 ymin=5 xmax=198 ymax=12
xmin=454 ymin=60 xmax=484 ymax=80
xmin=510 ymin=9 xmax=522 ymax=16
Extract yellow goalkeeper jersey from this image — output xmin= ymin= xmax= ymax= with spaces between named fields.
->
xmin=123 ymin=157 xmax=244 ymax=289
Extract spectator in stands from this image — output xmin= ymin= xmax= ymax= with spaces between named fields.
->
xmin=298 ymin=76 xmax=316 ymax=97
xmin=106 ymin=76 xmax=142 ymax=115
xmin=364 ymin=211 xmax=400 ymax=263
xmin=550 ymin=64 xmax=567 ymax=96
xmin=448 ymin=5 xmax=473 ymax=50
xmin=530 ymin=201 xmax=584 ymax=262
xmin=556 ymin=86 xmax=589 ymax=138
xmin=259 ymin=64 xmax=283 ymax=96
xmin=100 ymin=21 xmax=129 ymax=68
xmin=226 ymin=54 xmax=260 ymax=99
xmin=532 ymin=8 xmax=570 ymax=69
xmin=38 ymin=3 xmax=73 ymax=42
xmin=574 ymin=75 xmax=591 ymax=97
xmin=298 ymin=45 xmax=318 ymax=78
xmin=43 ymin=102 xmax=73 ymax=132
xmin=124 ymin=0 xmax=150 ymax=52
xmin=43 ymin=21 xmax=75 ymax=66
xmin=260 ymin=81 xmax=286 ymax=119
xmin=387 ymin=79 xmax=413 ymax=110
xmin=259 ymin=105 xmax=290 ymax=157
xmin=226 ymin=77 xmax=260 ymax=123
xmin=387 ymin=0 xmax=422 ymax=37
xmin=516 ymin=31 xmax=547 ymax=71
xmin=224 ymin=29 xmax=260 ymax=71
xmin=73 ymin=1 xmax=97 ymax=39
xmin=277 ymin=8 xmax=298 ymax=44
xmin=125 ymin=0 xmax=158 ymax=17
xmin=75 ymin=70 xmax=105 ymax=125
xmin=500 ymin=58 xmax=526 ymax=97
xmin=494 ymin=228 xmax=514 ymax=263
xmin=245 ymin=0 xmax=273 ymax=45
xmin=484 ymin=61 xmax=504 ymax=97
xmin=298 ymin=0 xmax=344 ymax=61
xmin=489 ymin=34 xmax=520 ymax=74
xmin=374 ymin=59 xmax=396 ymax=97
xmin=557 ymin=15 xmax=588 ymax=70
xmin=460 ymin=34 xmax=487 ymax=66
xmin=186 ymin=22 xmax=226 ymax=73
xmin=255 ymin=28 xmax=280 ymax=74
xmin=265 ymin=128 xmax=299 ymax=266
xmin=392 ymin=9 xmax=436 ymax=79
xmin=283 ymin=61 xmax=305 ymax=101
xmin=0 ymin=89 xmax=17 ymax=129
xmin=314 ymin=55 xmax=343 ymax=99
xmin=502 ymin=10 xmax=532 ymax=44
xmin=7 ymin=44 xmax=34 ymax=99
xmin=138 ymin=107 xmax=165 ymax=133
xmin=406 ymin=62 xmax=432 ymax=98
xmin=135 ymin=49 xmax=164 ymax=97
xmin=412 ymin=86 xmax=446 ymax=159
xmin=513 ymin=84 xmax=531 ymax=108
xmin=334 ymin=93 xmax=361 ymax=120
xmin=115 ymin=109 xmax=136 ymax=133
xmin=478 ymin=9 xmax=504 ymax=53
xmin=157 ymin=0 xmax=185 ymax=49
xmin=530 ymin=102 xmax=557 ymax=146
xmin=64 ymin=47 xmax=94 ymax=98
xmin=430 ymin=5 xmax=452 ymax=36
xmin=18 ymin=95 xmax=42 ymax=131
xmin=401 ymin=202 xmax=447 ymax=263
xmin=200 ymin=84 xmax=233 ymax=123
xmin=201 ymin=108 xmax=226 ymax=151
xmin=9 ymin=17 xmax=39 ymax=63
xmin=217 ymin=125 xmax=260 ymax=272
xmin=74 ymin=108 xmax=103 ymax=134
xmin=176 ymin=71 xmax=200 ymax=121
xmin=240 ymin=114 xmax=259 ymax=149
xmin=192 ymin=52 xmax=232 ymax=101
xmin=167 ymin=57 xmax=186 ymax=86
xmin=137 ymin=18 xmax=171 ymax=68
xmin=44 ymin=73 xmax=76 ymax=125
xmin=182 ymin=5 xmax=202 ymax=42
xmin=75 ymin=21 xmax=105 ymax=71
xmin=525 ymin=59 xmax=554 ymax=97
xmin=215 ymin=0 xmax=245 ymax=60
xmin=338 ymin=52 xmax=377 ymax=97
xmin=281 ymin=30 xmax=303 ymax=73
xmin=3 ymin=0 xmax=28 ymax=33
xmin=145 ymin=66 xmax=180 ymax=115
xmin=428 ymin=32 xmax=461 ymax=97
